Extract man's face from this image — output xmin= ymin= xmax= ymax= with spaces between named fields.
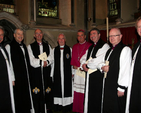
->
xmin=137 ymin=19 xmax=141 ymax=37
xmin=90 ymin=30 xmax=100 ymax=43
xmin=0 ymin=29 xmax=4 ymax=43
xmin=14 ymin=29 xmax=24 ymax=43
xmin=58 ymin=34 xmax=66 ymax=46
xmin=34 ymin=29 xmax=43 ymax=42
xmin=109 ymin=28 xmax=122 ymax=46
xmin=77 ymin=32 xmax=86 ymax=43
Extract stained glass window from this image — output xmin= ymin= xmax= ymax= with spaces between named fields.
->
xmin=0 ymin=0 xmax=14 ymax=14
xmin=109 ymin=0 xmax=120 ymax=16
xmin=38 ymin=0 xmax=58 ymax=18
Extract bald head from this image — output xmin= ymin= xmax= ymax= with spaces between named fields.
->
xmin=34 ymin=29 xmax=43 ymax=43
xmin=109 ymin=28 xmax=122 ymax=46
xmin=57 ymin=33 xmax=66 ymax=46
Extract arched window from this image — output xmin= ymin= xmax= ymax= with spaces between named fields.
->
xmin=108 ymin=0 xmax=121 ymax=22
xmin=0 ymin=0 xmax=14 ymax=14
xmin=37 ymin=0 xmax=58 ymax=18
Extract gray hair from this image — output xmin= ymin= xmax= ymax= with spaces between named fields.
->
xmin=14 ymin=28 xmax=24 ymax=34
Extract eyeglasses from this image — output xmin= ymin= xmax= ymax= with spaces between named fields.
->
xmin=108 ymin=34 xmax=120 ymax=38
xmin=35 ymin=33 xmax=42 ymax=35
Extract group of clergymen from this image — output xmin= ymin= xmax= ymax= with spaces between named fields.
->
xmin=1 ymin=16 xmax=141 ymax=113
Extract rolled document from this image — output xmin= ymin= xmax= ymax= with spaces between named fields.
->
xmin=104 ymin=60 xmax=109 ymax=78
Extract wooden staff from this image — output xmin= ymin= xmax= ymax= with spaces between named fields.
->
xmin=106 ymin=17 xmax=109 ymax=42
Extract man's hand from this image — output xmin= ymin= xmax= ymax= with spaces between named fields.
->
xmin=82 ymin=64 xmax=88 ymax=72
xmin=117 ymin=91 xmax=124 ymax=97
xmin=12 ymin=81 xmax=15 ymax=86
xmin=43 ymin=61 xmax=47 ymax=67
xmin=101 ymin=65 xmax=109 ymax=73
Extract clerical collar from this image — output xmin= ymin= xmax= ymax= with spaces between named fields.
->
xmin=19 ymin=43 xmax=23 ymax=46
xmin=60 ymin=45 xmax=64 ymax=50
xmin=79 ymin=40 xmax=86 ymax=44
xmin=112 ymin=44 xmax=117 ymax=50
xmin=94 ymin=43 xmax=97 ymax=47
xmin=37 ymin=42 xmax=42 ymax=45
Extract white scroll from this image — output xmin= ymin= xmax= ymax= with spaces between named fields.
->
xmin=38 ymin=52 xmax=47 ymax=61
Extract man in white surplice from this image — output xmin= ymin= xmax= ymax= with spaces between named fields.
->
xmin=101 ymin=28 xmax=131 ymax=113
xmin=6 ymin=28 xmax=34 ymax=113
xmin=125 ymin=17 xmax=141 ymax=113
xmin=0 ymin=27 xmax=15 ymax=113
xmin=80 ymin=28 xmax=109 ymax=113
xmin=51 ymin=33 xmax=73 ymax=113
xmin=27 ymin=29 xmax=53 ymax=113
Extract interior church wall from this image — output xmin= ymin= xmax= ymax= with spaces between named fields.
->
xmin=25 ymin=29 xmax=78 ymax=48
xmin=121 ymin=0 xmax=137 ymax=22
xmin=59 ymin=0 xmax=71 ymax=26
xmin=95 ymin=0 xmax=107 ymax=25
xmin=16 ymin=0 xmax=30 ymax=24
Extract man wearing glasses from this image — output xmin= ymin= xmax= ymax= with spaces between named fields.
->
xmin=100 ymin=28 xmax=131 ymax=113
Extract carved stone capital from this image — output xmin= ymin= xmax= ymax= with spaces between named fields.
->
xmin=21 ymin=24 xmax=29 ymax=30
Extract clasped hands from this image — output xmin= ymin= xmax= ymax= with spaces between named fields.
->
xmin=43 ymin=61 xmax=47 ymax=67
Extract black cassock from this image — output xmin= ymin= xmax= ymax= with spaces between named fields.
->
xmin=30 ymin=41 xmax=53 ymax=113
xmin=84 ymin=39 xmax=106 ymax=113
xmin=0 ymin=47 xmax=14 ymax=113
xmin=129 ymin=41 xmax=141 ymax=113
xmin=53 ymin=45 xmax=72 ymax=109
xmin=10 ymin=39 xmax=32 ymax=112
xmin=103 ymin=42 xmax=127 ymax=113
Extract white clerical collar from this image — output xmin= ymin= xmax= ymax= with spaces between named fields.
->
xmin=94 ymin=42 xmax=97 ymax=45
xmin=79 ymin=40 xmax=86 ymax=44
xmin=37 ymin=41 xmax=42 ymax=45
xmin=60 ymin=45 xmax=64 ymax=48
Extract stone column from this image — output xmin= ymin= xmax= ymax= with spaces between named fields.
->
xmin=70 ymin=0 xmax=75 ymax=26
xmin=91 ymin=0 xmax=96 ymax=27
xmin=29 ymin=0 xmax=36 ymax=26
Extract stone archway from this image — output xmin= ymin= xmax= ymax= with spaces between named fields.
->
xmin=0 ymin=12 xmax=23 ymax=28
xmin=43 ymin=31 xmax=57 ymax=48
xmin=0 ymin=12 xmax=24 ymax=45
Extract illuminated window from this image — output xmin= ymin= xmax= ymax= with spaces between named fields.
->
xmin=108 ymin=0 xmax=120 ymax=22
xmin=38 ymin=0 xmax=58 ymax=18
xmin=0 ymin=0 xmax=14 ymax=14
